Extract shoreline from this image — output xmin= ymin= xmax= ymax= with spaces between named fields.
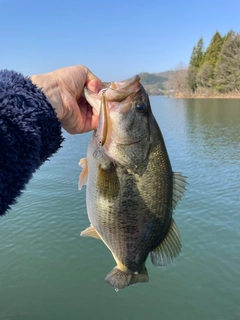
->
xmin=173 ymin=92 xmax=240 ymax=99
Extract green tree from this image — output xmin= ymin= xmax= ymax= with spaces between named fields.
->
xmin=203 ymin=31 xmax=223 ymax=69
xmin=196 ymin=62 xmax=213 ymax=88
xmin=215 ymin=32 xmax=240 ymax=92
xmin=187 ymin=38 xmax=204 ymax=93
xmin=222 ymin=30 xmax=234 ymax=43
xmin=190 ymin=38 xmax=204 ymax=69
xmin=186 ymin=66 xmax=197 ymax=93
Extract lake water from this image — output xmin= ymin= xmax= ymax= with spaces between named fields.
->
xmin=0 ymin=97 xmax=239 ymax=320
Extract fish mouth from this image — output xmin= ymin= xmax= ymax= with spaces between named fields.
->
xmin=84 ymin=75 xmax=142 ymax=148
xmin=84 ymin=75 xmax=141 ymax=114
xmin=85 ymin=75 xmax=149 ymax=168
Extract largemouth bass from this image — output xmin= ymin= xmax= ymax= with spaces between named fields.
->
xmin=79 ymin=75 xmax=187 ymax=290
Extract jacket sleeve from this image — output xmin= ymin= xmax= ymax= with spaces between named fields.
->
xmin=0 ymin=70 xmax=64 ymax=216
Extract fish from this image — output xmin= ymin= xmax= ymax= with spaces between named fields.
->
xmin=78 ymin=75 xmax=187 ymax=290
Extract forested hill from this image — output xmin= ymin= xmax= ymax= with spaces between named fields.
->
xmin=139 ymin=30 xmax=240 ymax=97
xmin=139 ymin=71 xmax=173 ymax=95
xmin=185 ymin=30 xmax=240 ymax=96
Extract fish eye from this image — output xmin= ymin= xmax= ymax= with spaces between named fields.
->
xmin=136 ymin=103 xmax=147 ymax=114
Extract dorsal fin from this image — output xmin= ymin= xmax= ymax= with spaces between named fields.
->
xmin=78 ymin=158 xmax=88 ymax=190
xmin=150 ymin=218 xmax=181 ymax=268
xmin=172 ymin=172 xmax=187 ymax=210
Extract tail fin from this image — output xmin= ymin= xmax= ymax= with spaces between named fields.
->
xmin=105 ymin=267 xmax=149 ymax=290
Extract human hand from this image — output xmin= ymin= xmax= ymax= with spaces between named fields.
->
xmin=31 ymin=65 xmax=102 ymax=134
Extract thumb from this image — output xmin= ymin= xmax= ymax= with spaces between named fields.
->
xmin=85 ymin=70 xmax=102 ymax=93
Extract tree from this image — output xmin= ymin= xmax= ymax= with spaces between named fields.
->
xmin=222 ymin=30 xmax=234 ymax=43
xmin=190 ymin=38 xmax=204 ymax=69
xmin=203 ymin=31 xmax=223 ymax=69
xmin=187 ymin=38 xmax=205 ymax=93
xmin=165 ymin=62 xmax=188 ymax=94
xmin=215 ymin=32 xmax=240 ymax=92
xmin=196 ymin=32 xmax=223 ymax=91
xmin=196 ymin=62 xmax=213 ymax=88
xmin=186 ymin=66 xmax=197 ymax=93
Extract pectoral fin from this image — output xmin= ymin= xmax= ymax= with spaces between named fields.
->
xmin=150 ymin=219 xmax=181 ymax=268
xmin=97 ymin=163 xmax=120 ymax=198
xmin=80 ymin=225 xmax=101 ymax=240
xmin=78 ymin=158 xmax=88 ymax=190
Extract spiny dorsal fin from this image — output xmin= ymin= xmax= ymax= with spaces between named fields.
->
xmin=80 ymin=225 xmax=101 ymax=240
xmin=78 ymin=157 xmax=88 ymax=190
xmin=172 ymin=172 xmax=187 ymax=210
xmin=150 ymin=218 xmax=181 ymax=268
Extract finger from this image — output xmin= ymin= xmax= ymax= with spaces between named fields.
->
xmin=85 ymin=69 xmax=102 ymax=93
xmin=62 ymin=98 xmax=98 ymax=134
xmin=60 ymin=95 xmax=83 ymax=134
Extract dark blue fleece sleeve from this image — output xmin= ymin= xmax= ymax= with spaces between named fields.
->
xmin=0 ymin=70 xmax=64 ymax=216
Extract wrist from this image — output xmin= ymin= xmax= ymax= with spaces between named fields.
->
xmin=30 ymin=73 xmax=63 ymax=119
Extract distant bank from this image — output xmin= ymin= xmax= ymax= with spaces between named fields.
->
xmin=173 ymin=92 xmax=240 ymax=99
xmin=139 ymin=71 xmax=171 ymax=96
xmin=140 ymin=72 xmax=240 ymax=98
xmin=142 ymin=31 xmax=240 ymax=98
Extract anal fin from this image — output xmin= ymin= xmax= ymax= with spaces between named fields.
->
xmin=80 ymin=225 xmax=101 ymax=240
xmin=150 ymin=218 xmax=181 ymax=268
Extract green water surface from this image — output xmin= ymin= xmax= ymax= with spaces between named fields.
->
xmin=0 ymin=97 xmax=239 ymax=320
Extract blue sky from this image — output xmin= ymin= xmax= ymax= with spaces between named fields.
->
xmin=1 ymin=0 xmax=239 ymax=81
